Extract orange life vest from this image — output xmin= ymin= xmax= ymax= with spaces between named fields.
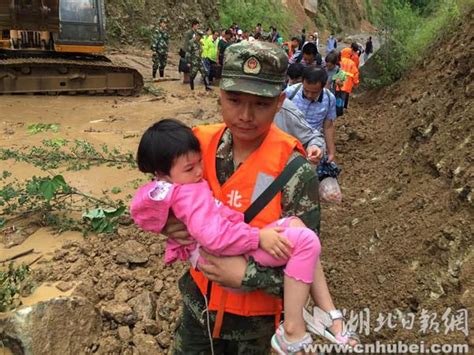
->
xmin=337 ymin=51 xmax=360 ymax=93
xmin=282 ymin=41 xmax=294 ymax=58
xmin=341 ymin=47 xmax=359 ymax=68
xmin=191 ymin=123 xmax=305 ymax=337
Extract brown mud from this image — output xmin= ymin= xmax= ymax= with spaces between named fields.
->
xmin=1 ymin=13 xmax=473 ymax=354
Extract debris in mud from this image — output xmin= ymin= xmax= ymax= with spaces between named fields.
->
xmin=101 ymin=301 xmax=137 ymax=325
xmin=143 ymin=85 xmax=166 ymax=97
xmin=115 ymin=240 xmax=149 ymax=264
xmin=0 ymin=297 xmax=101 ymax=354
xmin=2 ymin=225 xmax=40 ymax=249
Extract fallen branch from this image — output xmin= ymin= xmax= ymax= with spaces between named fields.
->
xmin=28 ymin=254 xmax=43 ymax=266
xmin=0 ymin=248 xmax=34 ymax=263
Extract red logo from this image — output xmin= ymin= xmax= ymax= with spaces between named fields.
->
xmin=247 ymin=58 xmax=258 ymax=69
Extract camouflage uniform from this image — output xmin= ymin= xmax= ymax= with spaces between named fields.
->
xmin=185 ymin=33 xmax=211 ymax=90
xmin=151 ymin=25 xmax=169 ymax=78
xmin=174 ymin=132 xmax=320 ymax=354
xmin=182 ymin=29 xmax=195 ymax=54
xmin=173 ymin=41 xmax=320 ymax=354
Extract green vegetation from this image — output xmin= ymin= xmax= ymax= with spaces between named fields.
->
xmin=27 ymin=123 xmax=60 ymax=134
xmin=0 ymin=139 xmax=136 ymax=171
xmin=367 ymin=0 xmax=464 ymax=87
xmin=219 ymin=0 xmax=292 ymax=37
xmin=0 ymin=171 xmax=126 ymax=235
xmin=314 ymin=1 xmax=342 ymax=34
xmin=0 ymin=263 xmax=33 ymax=312
xmin=0 ymin=140 xmax=135 ymax=235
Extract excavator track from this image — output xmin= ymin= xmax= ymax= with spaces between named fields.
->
xmin=0 ymin=52 xmax=144 ymax=95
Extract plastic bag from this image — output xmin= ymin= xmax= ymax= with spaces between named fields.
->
xmin=319 ymin=177 xmax=342 ymax=203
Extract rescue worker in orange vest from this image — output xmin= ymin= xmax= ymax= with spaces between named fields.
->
xmin=336 ymin=47 xmax=360 ymax=110
xmin=341 ymin=43 xmax=360 ymax=69
xmin=164 ymin=41 xmax=353 ymax=354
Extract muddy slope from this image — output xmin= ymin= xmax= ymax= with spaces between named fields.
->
xmin=324 ymin=9 xmax=473 ymax=345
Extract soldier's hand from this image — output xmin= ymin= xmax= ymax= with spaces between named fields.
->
xmin=199 ymin=250 xmax=247 ymax=288
xmin=162 ymin=213 xmax=193 ymax=245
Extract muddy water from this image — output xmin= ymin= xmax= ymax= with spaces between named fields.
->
xmin=1 ymin=51 xmax=220 ymax=271
xmin=21 ymin=283 xmax=75 ymax=307
xmin=0 ymin=228 xmax=83 ymax=266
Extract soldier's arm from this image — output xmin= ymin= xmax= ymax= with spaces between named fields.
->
xmin=150 ymin=32 xmax=157 ymax=50
xmin=281 ymin=153 xmax=320 ymax=234
xmin=241 ymin=152 xmax=319 ymax=297
xmin=240 ymin=257 xmax=284 ymax=297
xmin=185 ymin=43 xmax=192 ymax=63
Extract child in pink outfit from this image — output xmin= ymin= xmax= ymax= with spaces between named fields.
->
xmin=130 ymin=119 xmax=342 ymax=353
xmin=131 ymin=179 xmax=320 ymax=284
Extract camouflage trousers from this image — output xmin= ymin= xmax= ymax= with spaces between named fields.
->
xmin=190 ymin=61 xmax=208 ymax=80
xmin=152 ymin=53 xmax=167 ymax=70
xmin=173 ymin=304 xmax=272 ymax=355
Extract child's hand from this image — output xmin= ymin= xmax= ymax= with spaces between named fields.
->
xmin=259 ymin=227 xmax=293 ymax=259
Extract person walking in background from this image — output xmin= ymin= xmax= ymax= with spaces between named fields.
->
xmin=182 ymin=19 xmax=200 ymax=56
xmin=186 ymin=30 xmax=212 ymax=91
xmin=151 ymin=17 xmax=169 ymax=79
xmin=364 ymin=36 xmax=373 ymax=62
xmin=285 ymin=67 xmax=338 ymax=163
xmin=289 ymin=36 xmax=301 ymax=61
xmin=202 ymin=29 xmax=219 ymax=83
xmin=270 ymin=26 xmax=281 ymax=43
xmin=313 ymin=32 xmax=320 ymax=49
xmin=324 ymin=51 xmax=341 ymax=94
xmin=341 ymin=43 xmax=360 ymax=68
xmin=286 ymin=63 xmax=304 ymax=87
xmin=300 ymin=28 xmax=306 ymax=49
xmin=326 ymin=33 xmax=337 ymax=53
xmin=325 ymin=51 xmax=346 ymax=117
xmin=290 ymin=42 xmax=322 ymax=67
xmin=336 ymin=48 xmax=359 ymax=110
xmin=217 ymin=29 xmax=232 ymax=66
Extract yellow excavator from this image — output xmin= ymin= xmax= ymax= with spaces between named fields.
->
xmin=0 ymin=0 xmax=143 ymax=95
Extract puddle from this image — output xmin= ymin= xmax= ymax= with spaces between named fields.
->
xmin=20 ymin=282 xmax=75 ymax=307
xmin=1 ymin=228 xmax=83 ymax=267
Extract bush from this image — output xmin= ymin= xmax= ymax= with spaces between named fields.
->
xmin=219 ymin=0 xmax=291 ymax=36
xmin=367 ymin=0 xmax=462 ymax=88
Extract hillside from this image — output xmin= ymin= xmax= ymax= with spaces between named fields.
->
xmin=324 ymin=7 xmax=473 ymax=345
xmin=105 ymin=0 xmax=377 ymax=45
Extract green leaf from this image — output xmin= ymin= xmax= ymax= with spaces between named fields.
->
xmin=39 ymin=179 xmax=58 ymax=201
xmin=0 ymin=218 xmax=5 ymax=227
xmin=111 ymin=187 xmax=122 ymax=194
xmin=82 ymin=208 xmax=105 ymax=220
xmin=52 ymin=175 xmax=68 ymax=189
xmin=103 ymin=206 xmax=126 ymax=218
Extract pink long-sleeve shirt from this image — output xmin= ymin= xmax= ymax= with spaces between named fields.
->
xmin=130 ymin=180 xmax=260 ymax=264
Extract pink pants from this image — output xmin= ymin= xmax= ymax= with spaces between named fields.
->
xmin=192 ymin=217 xmax=321 ymax=284
xmin=249 ymin=217 xmax=321 ymax=283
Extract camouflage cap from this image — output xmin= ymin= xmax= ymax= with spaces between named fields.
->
xmin=220 ymin=41 xmax=288 ymax=97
